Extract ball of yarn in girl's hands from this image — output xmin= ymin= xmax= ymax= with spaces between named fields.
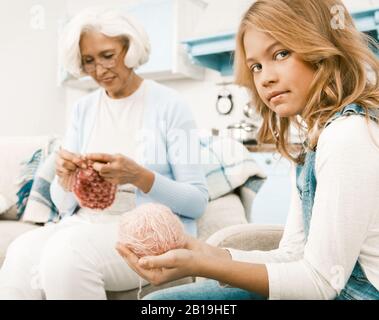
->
xmin=118 ymin=203 xmax=186 ymax=258
xmin=73 ymin=159 xmax=117 ymax=210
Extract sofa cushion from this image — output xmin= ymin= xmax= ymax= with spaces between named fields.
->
xmin=197 ymin=193 xmax=248 ymax=241
xmin=0 ymin=136 xmax=51 ymax=219
xmin=0 ymin=221 xmax=40 ymax=266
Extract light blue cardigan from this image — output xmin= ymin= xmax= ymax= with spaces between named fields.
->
xmin=50 ymin=80 xmax=209 ymax=236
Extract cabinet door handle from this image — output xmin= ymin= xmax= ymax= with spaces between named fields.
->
xmin=265 ymin=159 xmax=272 ymax=165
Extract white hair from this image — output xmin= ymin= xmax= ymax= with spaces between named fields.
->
xmin=59 ymin=7 xmax=151 ymax=78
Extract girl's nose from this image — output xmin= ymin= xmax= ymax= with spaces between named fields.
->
xmin=261 ymin=69 xmax=279 ymax=88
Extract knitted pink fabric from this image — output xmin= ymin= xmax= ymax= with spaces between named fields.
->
xmin=118 ymin=203 xmax=186 ymax=258
xmin=72 ymin=159 xmax=117 ymax=210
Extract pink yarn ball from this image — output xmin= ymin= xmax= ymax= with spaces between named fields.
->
xmin=118 ymin=203 xmax=186 ymax=258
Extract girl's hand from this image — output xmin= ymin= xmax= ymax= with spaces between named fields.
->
xmin=55 ymin=148 xmax=86 ymax=192
xmin=116 ymin=244 xmax=198 ymax=286
xmin=84 ymin=153 xmax=154 ymax=192
xmin=115 ymin=234 xmax=230 ymax=286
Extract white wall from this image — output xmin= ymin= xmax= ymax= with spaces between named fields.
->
xmin=160 ymin=72 xmax=251 ymax=134
xmin=0 ymin=0 xmax=67 ymax=137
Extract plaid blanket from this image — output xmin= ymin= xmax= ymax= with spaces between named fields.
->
xmin=200 ymin=136 xmax=266 ymax=201
xmin=15 ymin=136 xmax=61 ymax=223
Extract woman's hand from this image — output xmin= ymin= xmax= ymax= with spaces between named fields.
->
xmin=84 ymin=153 xmax=154 ymax=192
xmin=55 ymin=148 xmax=86 ymax=192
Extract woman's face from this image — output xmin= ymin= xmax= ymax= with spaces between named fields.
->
xmin=79 ymin=31 xmax=132 ymax=96
xmin=243 ymin=27 xmax=316 ymax=117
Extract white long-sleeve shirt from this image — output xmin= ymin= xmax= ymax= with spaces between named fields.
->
xmin=226 ymin=115 xmax=379 ymax=299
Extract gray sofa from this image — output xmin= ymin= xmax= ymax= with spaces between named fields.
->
xmin=0 ymin=188 xmax=259 ymax=299
xmin=0 ymin=136 xmax=269 ymax=299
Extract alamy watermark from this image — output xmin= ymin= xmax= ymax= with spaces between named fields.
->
xmin=133 ymin=122 xmax=247 ymax=172
xmin=331 ymin=5 xmax=345 ymax=30
xmin=30 ymin=4 xmax=45 ymax=30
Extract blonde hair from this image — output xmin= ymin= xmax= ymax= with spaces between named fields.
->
xmin=235 ymin=0 xmax=379 ymax=163
xmin=59 ymin=6 xmax=151 ymax=78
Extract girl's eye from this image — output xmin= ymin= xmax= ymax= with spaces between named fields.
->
xmin=83 ymin=59 xmax=93 ymax=65
xmin=104 ymin=54 xmax=114 ymax=59
xmin=275 ymin=50 xmax=290 ymax=60
xmin=250 ymin=64 xmax=262 ymax=73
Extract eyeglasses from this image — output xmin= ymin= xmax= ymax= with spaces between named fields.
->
xmin=81 ymin=47 xmax=126 ymax=73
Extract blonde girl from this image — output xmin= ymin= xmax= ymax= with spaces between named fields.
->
xmin=119 ymin=0 xmax=379 ymax=300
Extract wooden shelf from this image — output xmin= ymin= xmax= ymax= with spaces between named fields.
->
xmin=245 ymin=143 xmax=303 ymax=153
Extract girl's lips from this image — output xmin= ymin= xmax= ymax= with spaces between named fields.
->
xmin=270 ymin=91 xmax=290 ymax=103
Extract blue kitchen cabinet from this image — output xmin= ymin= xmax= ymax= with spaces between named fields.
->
xmin=351 ymin=6 xmax=379 ymax=37
xmin=249 ymin=152 xmax=292 ymax=225
xmin=182 ymin=32 xmax=236 ymax=76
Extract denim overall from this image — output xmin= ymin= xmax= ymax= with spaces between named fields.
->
xmin=296 ymin=104 xmax=379 ymax=300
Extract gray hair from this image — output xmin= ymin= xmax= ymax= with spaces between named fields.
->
xmin=59 ymin=7 xmax=151 ymax=78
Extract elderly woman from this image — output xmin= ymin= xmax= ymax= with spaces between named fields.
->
xmin=0 ymin=7 xmax=208 ymax=299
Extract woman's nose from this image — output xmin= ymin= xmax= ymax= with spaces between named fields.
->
xmin=95 ymin=64 xmax=108 ymax=78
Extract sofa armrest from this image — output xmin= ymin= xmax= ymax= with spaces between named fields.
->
xmin=195 ymin=224 xmax=284 ymax=283
xmin=235 ymin=186 xmax=255 ymax=222
xmin=206 ymin=224 xmax=284 ymax=251
xmin=197 ymin=193 xmax=248 ymax=241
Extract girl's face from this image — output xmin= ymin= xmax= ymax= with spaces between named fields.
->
xmin=243 ymin=27 xmax=316 ymax=117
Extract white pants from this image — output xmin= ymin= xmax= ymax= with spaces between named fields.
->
xmin=0 ymin=212 xmax=148 ymax=300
